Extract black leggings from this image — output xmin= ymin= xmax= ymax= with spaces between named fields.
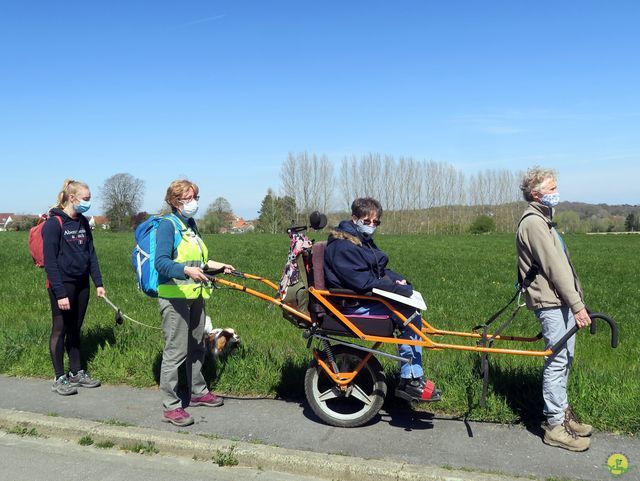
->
xmin=48 ymin=281 xmax=90 ymax=378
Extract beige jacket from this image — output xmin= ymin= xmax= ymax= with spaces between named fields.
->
xmin=516 ymin=202 xmax=585 ymax=313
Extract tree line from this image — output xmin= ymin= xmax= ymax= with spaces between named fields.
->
xmin=264 ymin=152 xmax=524 ymax=234
xmin=255 ymin=152 xmax=639 ymax=235
xmin=8 ymin=164 xmax=632 ymax=236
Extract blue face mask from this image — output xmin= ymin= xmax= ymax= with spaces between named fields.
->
xmin=540 ymin=192 xmax=560 ymax=208
xmin=74 ymin=200 xmax=91 ymax=214
xmin=355 ymin=219 xmax=377 ymax=237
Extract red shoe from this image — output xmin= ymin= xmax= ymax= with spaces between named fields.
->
xmin=163 ymin=407 xmax=194 ymax=426
xmin=395 ymin=377 xmax=442 ymax=403
xmin=190 ymin=391 xmax=224 ymax=407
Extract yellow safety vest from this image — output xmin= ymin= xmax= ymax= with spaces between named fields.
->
xmin=157 ymin=217 xmax=210 ymax=300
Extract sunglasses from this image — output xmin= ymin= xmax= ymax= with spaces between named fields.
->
xmin=359 ymin=218 xmax=381 ymax=226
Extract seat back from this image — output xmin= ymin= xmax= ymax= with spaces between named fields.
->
xmin=311 ymin=241 xmax=327 ymax=290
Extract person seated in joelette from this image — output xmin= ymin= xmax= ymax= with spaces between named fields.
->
xmin=323 ymin=197 xmax=441 ymax=403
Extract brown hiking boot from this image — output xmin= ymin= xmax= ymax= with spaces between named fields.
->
xmin=565 ymin=406 xmax=593 ymax=437
xmin=543 ymin=421 xmax=591 ymax=452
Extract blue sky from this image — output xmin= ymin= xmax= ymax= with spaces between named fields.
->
xmin=1 ymin=1 xmax=638 ymax=219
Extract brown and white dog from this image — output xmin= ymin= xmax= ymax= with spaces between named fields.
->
xmin=204 ymin=316 xmax=240 ymax=359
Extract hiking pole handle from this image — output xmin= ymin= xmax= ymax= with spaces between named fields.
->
xmin=588 ymin=312 xmax=618 ymax=348
xmin=203 ymin=266 xmax=226 ymax=275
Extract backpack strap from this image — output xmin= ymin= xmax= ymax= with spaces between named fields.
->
xmin=162 ymin=213 xmax=186 ymax=250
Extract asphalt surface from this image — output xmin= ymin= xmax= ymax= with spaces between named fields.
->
xmin=0 ymin=375 xmax=637 ymax=481
xmin=0 ymin=431 xmax=326 ymax=481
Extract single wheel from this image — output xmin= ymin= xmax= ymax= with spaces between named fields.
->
xmin=304 ymin=345 xmax=387 ymax=428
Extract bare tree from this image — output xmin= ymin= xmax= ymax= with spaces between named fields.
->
xmin=100 ymin=173 xmax=144 ymax=230
xmin=317 ymin=154 xmax=334 ymax=214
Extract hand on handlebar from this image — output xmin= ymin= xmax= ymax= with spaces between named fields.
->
xmin=574 ymin=308 xmax=592 ymax=328
xmin=184 ymin=266 xmax=211 ymax=283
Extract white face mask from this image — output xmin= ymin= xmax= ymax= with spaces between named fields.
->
xmin=180 ymin=199 xmax=199 ymax=218
xmin=540 ymin=192 xmax=560 ymax=208
xmin=355 ymin=219 xmax=376 ymax=237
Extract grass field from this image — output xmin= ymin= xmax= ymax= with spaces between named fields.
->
xmin=0 ymin=230 xmax=637 ymax=433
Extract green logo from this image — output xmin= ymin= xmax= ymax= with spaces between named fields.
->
xmin=607 ymin=453 xmax=629 ymax=477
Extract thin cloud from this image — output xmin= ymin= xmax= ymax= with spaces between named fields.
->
xmin=173 ymin=14 xmax=225 ymax=29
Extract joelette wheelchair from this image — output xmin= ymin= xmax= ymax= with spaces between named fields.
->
xmin=205 ymin=213 xmax=618 ymax=428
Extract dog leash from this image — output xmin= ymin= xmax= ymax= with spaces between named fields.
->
xmin=101 ymin=295 xmax=162 ymax=331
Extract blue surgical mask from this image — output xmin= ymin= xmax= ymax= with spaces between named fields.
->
xmin=540 ymin=192 xmax=560 ymax=208
xmin=355 ymin=219 xmax=376 ymax=237
xmin=74 ymin=200 xmax=91 ymax=214
xmin=180 ymin=199 xmax=199 ymax=218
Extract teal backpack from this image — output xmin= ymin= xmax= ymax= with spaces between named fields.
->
xmin=132 ymin=214 xmax=182 ymax=297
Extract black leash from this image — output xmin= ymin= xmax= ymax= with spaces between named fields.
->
xmin=474 ymin=265 xmax=539 ymax=407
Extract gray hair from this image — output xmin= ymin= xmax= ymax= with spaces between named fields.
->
xmin=520 ymin=167 xmax=557 ymax=202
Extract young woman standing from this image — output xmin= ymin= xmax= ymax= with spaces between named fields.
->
xmin=43 ymin=179 xmax=105 ymax=395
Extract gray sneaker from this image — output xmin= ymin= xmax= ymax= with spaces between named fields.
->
xmin=51 ymin=375 xmax=78 ymax=396
xmin=68 ymin=370 xmax=101 ymax=388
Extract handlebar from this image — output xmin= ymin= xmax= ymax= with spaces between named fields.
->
xmin=549 ymin=311 xmax=618 ymax=355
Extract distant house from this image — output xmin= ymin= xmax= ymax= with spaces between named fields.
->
xmin=89 ymin=216 xmax=110 ymax=230
xmin=226 ymin=217 xmax=255 ymax=234
xmin=0 ymin=213 xmax=39 ymax=231
xmin=0 ymin=213 xmax=14 ymax=231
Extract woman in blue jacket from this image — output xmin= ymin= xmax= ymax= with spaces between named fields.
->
xmin=43 ymin=179 xmax=105 ymax=396
xmin=324 ymin=197 xmax=440 ymax=403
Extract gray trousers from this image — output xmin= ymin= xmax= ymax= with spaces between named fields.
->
xmin=536 ymin=306 xmax=576 ymax=425
xmin=159 ymin=296 xmax=208 ymax=410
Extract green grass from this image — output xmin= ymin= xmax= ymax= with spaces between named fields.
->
xmin=78 ymin=435 xmax=94 ymax=446
xmin=100 ymin=418 xmax=134 ymax=427
xmin=213 ymin=445 xmax=238 ymax=467
xmin=7 ymin=424 xmax=39 ymax=437
xmin=95 ymin=440 xmax=115 ymax=449
xmin=121 ymin=441 xmax=159 ymax=455
xmin=0 ymin=231 xmax=638 ymax=433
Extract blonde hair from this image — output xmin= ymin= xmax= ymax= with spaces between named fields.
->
xmin=520 ymin=167 xmax=557 ymax=202
xmin=54 ymin=179 xmax=89 ymax=209
xmin=165 ymin=179 xmax=199 ymax=209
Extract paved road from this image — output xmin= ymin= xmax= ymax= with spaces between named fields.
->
xmin=0 ymin=431 xmax=324 ymax=481
xmin=1 ymin=375 xmax=638 ymax=481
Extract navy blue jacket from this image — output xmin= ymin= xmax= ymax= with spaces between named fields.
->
xmin=42 ymin=208 xmax=103 ymax=299
xmin=323 ymin=220 xmax=412 ymax=296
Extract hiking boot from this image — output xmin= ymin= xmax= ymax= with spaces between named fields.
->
xmin=190 ymin=391 xmax=224 ymax=407
xmin=51 ymin=375 xmax=78 ymax=396
xmin=543 ymin=421 xmax=591 ymax=452
xmin=68 ymin=370 xmax=101 ymax=388
xmin=565 ymin=406 xmax=593 ymax=437
xmin=395 ymin=377 xmax=441 ymax=403
xmin=163 ymin=408 xmax=194 ymax=427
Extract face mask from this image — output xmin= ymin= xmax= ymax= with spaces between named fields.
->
xmin=180 ymin=199 xmax=199 ymax=218
xmin=355 ymin=219 xmax=376 ymax=237
xmin=74 ymin=200 xmax=91 ymax=214
xmin=540 ymin=192 xmax=560 ymax=208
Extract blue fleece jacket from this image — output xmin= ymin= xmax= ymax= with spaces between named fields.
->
xmin=42 ymin=208 xmax=103 ymax=299
xmin=154 ymin=211 xmax=201 ymax=280
xmin=323 ymin=220 xmax=412 ymax=296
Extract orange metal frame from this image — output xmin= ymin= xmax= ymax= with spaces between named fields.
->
xmin=211 ymin=273 xmax=557 ymax=386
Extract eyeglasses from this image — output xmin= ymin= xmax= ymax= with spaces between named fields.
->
xmin=180 ymin=195 xmax=200 ymax=202
xmin=359 ymin=218 xmax=381 ymax=226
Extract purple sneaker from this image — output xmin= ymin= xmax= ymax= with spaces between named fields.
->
xmin=163 ymin=407 xmax=194 ymax=426
xmin=190 ymin=391 xmax=224 ymax=407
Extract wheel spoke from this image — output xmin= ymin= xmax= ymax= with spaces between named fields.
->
xmin=317 ymin=387 xmax=340 ymax=402
xmin=349 ymin=384 xmax=373 ymax=406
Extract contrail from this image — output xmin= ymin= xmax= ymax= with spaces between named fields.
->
xmin=175 ymin=14 xmax=225 ymax=29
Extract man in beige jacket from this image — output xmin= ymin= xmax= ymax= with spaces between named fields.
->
xmin=516 ymin=167 xmax=593 ymax=452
